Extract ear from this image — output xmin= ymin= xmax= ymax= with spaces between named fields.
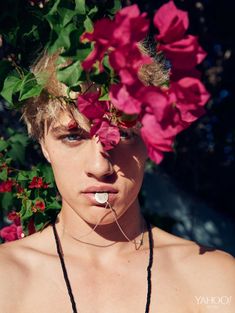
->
xmin=40 ymin=139 xmax=51 ymax=163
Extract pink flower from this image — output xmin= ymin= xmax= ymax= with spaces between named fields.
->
xmin=169 ymin=77 xmax=210 ymax=123
xmin=0 ymin=180 xmax=13 ymax=192
xmin=0 ymin=224 xmax=23 ymax=242
xmin=113 ymin=5 xmax=149 ymax=46
xmin=154 ymin=0 xmax=189 ymax=44
xmin=109 ymin=44 xmax=151 ymax=85
xmin=140 ymin=113 xmax=175 ymax=164
xmin=82 ymin=5 xmax=149 ymax=71
xmin=77 ymin=91 xmax=108 ymax=120
xmin=91 ymin=119 xmax=120 ymax=150
xmin=158 ymin=35 xmax=207 ymax=70
xmin=138 ymin=86 xmax=170 ymax=121
xmin=81 ymin=19 xmax=114 ymax=70
xmin=109 ymin=83 xmax=142 ymax=115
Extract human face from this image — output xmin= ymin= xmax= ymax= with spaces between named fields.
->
xmin=41 ymin=111 xmax=148 ymax=225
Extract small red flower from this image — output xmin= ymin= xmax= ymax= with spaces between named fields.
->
xmin=29 ymin=176 xmax=47 ymax=189
xmin=34 ymin=199 xmax=46 ymax=212
xmin=0 ymin=180 xmax=13 ymax=192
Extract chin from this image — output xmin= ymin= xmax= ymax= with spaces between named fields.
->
xmin=78 ymin=203 xmax=126 ymax=226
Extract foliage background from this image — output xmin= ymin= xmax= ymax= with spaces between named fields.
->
xmin=0 ymin=0 xmax=235 ymax=255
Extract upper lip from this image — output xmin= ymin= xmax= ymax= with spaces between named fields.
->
xmin=82 ymin=186 xmax=118 ymax=193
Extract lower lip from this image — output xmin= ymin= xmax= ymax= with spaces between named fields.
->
xmin=82 ymin=192 xmax=117 ymax=205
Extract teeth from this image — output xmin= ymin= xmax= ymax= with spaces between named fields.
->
xmin=95 ymin=192 xmax=109 ymax=204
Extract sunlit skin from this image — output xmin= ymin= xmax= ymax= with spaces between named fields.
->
xmin=40 ymin=111 xmax=149 ymax=248
xmin=0 ymin=112 xmax=234 ymax=313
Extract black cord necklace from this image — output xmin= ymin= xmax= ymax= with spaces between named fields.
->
xmin=52 ymin=219 xmax=153 ymax=313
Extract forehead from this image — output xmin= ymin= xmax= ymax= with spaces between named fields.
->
xmin=47 ymin=110 xmax=90 ymax=134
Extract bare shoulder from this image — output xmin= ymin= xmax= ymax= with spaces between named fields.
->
xmin=0 ymin=224 xmax=54 ymax=284
xmin=152 ymin=226 xmax=235 ymax=311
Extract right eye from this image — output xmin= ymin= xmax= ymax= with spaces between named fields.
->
xmin=63 ymin=134 xmax=82 ymax=142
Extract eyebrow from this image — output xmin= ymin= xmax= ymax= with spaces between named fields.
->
xmin=51 ymin=124 xmax=84 ymax=135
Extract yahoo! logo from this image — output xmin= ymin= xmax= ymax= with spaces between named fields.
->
xmin=195 ymin=296 xmax=232 ymax=306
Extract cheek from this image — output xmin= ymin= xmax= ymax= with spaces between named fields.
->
xmin=113 ymin=138 xmax=147 ymax=181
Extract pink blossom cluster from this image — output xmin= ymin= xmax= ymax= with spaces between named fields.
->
xmin=0 ymin=211 xmax=24 ymax=242
xmin=77 ymin=0 xmax=210 ymax=163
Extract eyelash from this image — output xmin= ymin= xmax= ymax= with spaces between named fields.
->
xmin=59 ymin=133 xmax=84 ymax=143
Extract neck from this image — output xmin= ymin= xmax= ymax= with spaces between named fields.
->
xmin=54 ymin=200 xmax=147 ymax=259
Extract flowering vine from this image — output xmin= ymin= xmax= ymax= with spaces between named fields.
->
xmin=0 ymin=0 xmax=210 ymax=241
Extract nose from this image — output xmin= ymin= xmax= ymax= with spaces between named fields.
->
xmin=85 ymin=137 xmax=114 ymax=180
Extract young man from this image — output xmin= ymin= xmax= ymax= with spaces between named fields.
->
xmin=0 ymin=52 xmax=235 ymax=313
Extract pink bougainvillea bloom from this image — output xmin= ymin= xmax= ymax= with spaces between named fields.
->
xmin=109 ymin=83 xmax=142 ymax=115
xmin=82 ymin=5 xmax=149 ymax=71
xmin=169 ymin=77 xmax=210 ymax=123
xmin=158 ymin=35 xmax=207 ymax=70
xmin=109 ymin=44 xmax=151 ymax=84
xmin=0 ymin=180 xmax=13 ymax=192
xmin=138 ymin=86 xmax=170 ymax=121
xmin=113 ymin=5 xmax=149 ymax=46
xmin=77 ymin=91 xmax=108 ymax=120
xmin=29 ymin=176 xmax=47 ymax=189
xmin=154 ymin=0 xmax=189 ymax=44
xmin=81 ymin=18 xmax=115 ymax=70
xmin=0 ymin=224 xmax=23 ymax=242
xmin=91 ymin=119 xmax=120 ymax=150
xmin=140 ymin=113 xmax=175 ymax=164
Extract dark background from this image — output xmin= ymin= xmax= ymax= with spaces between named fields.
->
xmin=1 ymin=0 xmax=235 ymax=254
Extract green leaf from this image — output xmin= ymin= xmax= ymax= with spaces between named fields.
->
xmin=0 ymin=73 xmax=22 ymax=104
xmin=0 ymin=60 xmax=13 ymax=91
xmin=0 ymin=168 xmax=8 ymax=181
xmin=99 ymin=93 xmax=110 ymax=101
xmin=21 ymin=199 xmax=33 ymax=221
xmin=84 ymin=16 xmax=93 ymax=33
xmin=28 ymin=169 xmax=39 ymax=180
xmin=37 ymin=163 xmax=55 ymax=184
xmin=19 ymin=73 xmax=43 ymax=101
xmin=0 ymin=140 xmax=8 ymax=152
xmin=8 ymin=142 xmax=26 ymax=165
xmin=57 ymin=60 xmax=83 ymax=87
xmin=0 ymin=192 xmax=13 ymax=210
xmin=108 ymin=0 xmax=122 ymax=15
xmin=47 ymin=23 xmax=77 ymax=53
xmin=17 ymin=171 xmax=29 ymax=181
xmin=75 ymin=0 xmax=86 ymax=15
xmin=9 ymin=133 xmax=28 ymax=147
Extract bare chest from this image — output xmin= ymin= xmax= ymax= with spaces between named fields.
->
xmin=9 ymin=254 xmax=197 ymax=313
